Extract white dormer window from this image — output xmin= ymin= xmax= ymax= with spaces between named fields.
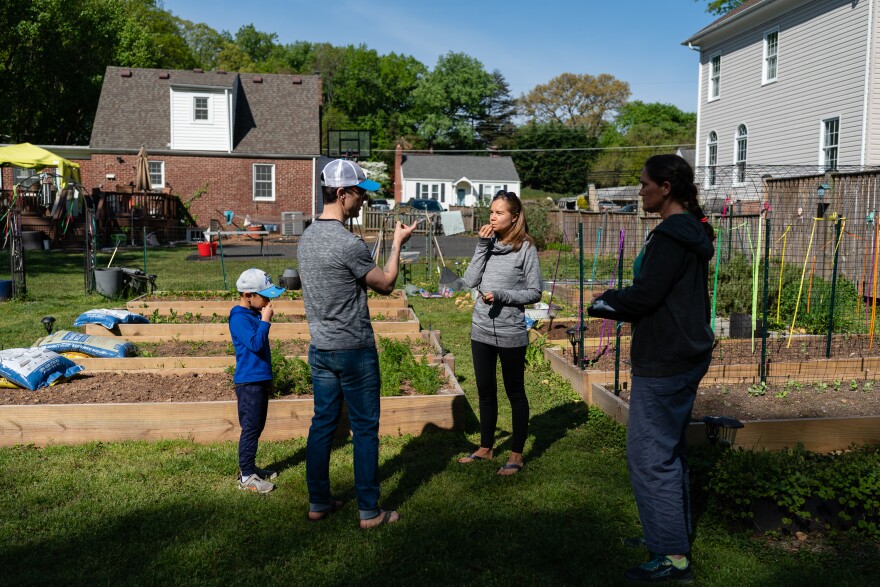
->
xmin=193 ymin=96 xmax=210 ymax=121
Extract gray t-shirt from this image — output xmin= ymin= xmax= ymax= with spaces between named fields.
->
xmin=297 ymin=219 xmax=377 ymax=350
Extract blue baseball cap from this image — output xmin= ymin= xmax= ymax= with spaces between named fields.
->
xmin=236 ymin=268 xmax=286 ymax=298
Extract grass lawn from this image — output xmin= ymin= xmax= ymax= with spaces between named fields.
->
xmin=1 ymin=249 xmax=878 ymax=585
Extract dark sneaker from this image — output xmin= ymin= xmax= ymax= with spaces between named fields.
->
xmin=239 ymin=474 xmax=274 ymax=494
xmin=254 ymin=467 xmax=278 ymax=480
xmin=624 ymin=555 xmax=694 ymax=584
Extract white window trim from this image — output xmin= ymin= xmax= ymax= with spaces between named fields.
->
xmin=253 ymin=163 xmax=276 ymax=201
xmin=708 ymin=52 xmax=722 ymax=102
xmin=193 ymin=95 xmax=211 ymax=123
xmin=762 ymin=27 xmax=779 ymax=85
xmin=819 ymin=116 xmax=841 ymax=170
xmin=148 ymin=160 xmax=165 ymax=190
xmin=705 ymin=131 xmax=718 ymax=188
xmin=734 ymin=124 xmax=748 ymax=186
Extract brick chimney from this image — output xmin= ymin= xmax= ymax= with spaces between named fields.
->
xmin=394 ymin=143 xmax=403 ymax=205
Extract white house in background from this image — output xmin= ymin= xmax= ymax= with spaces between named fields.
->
xmin=684 ymin=0 xmax=880 ymax=197
xmin=398 ymin=154 xmax=521 ymax=208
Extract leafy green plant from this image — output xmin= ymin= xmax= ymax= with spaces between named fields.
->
xmin=377 ymin=337 xmax=442 ymax=396
xmin=748 ymin=381 xmax=766 ymax=397
xmin=271 ymin=345 xmax=311 ymax=396
xmin=865 ymin=381 xmax=875 ymax=392
xmin=704 ymin=444 xmax=880 ymax=540
xmin=525 ymin=334 xmax=549 ymax=369
xmin=850 ymin=379 xmax=859 ymax=391
xmin=815 ymin=381 xmax=829 ymax=393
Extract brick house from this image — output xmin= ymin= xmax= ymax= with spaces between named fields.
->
xmin=87 ymin=66 xmax=323 ymax=228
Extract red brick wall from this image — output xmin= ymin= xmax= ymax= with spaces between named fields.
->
xmin=1 ymin=155 xmax=316 ymax=228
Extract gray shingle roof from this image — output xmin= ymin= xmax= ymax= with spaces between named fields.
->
xmin=90 ymin=66 xmax=321 ymax=155
xmin=683 ymin=0 xmax=769 ymax=45
xmin=401 ymin=154 xmax=519 ymax=182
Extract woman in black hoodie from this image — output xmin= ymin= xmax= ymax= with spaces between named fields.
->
xmin=593 ymin=155 xmax=714 ymax=584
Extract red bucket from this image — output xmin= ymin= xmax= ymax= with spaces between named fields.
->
xmin=197 ymin=242 xmax=212 ymax=257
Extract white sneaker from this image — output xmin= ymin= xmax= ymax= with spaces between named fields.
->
xmin=239 ymin=474 xmax=274 ymax=494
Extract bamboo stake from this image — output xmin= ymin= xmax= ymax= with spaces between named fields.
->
xmin=787 ymin=218 xmax=818 ymax=348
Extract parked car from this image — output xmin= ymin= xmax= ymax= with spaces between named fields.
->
xmin=370 ymin=197 xmax=392 ymax=212
xmin=616 ymin=204 xmax=639 ymax=213
xmin=400 ymin=198 xmax=445 ymax=212
xmin=398 ymin=198 xmax=444 ymax=232
xmin=598 ymin=200 xmax=618 ymax=212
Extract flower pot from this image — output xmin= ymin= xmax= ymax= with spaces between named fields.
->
xmin=197 ymin=242 xmax=212 ymax=257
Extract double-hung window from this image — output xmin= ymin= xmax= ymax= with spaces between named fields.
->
xmin=193 ymin=96 xmax=209 ymax=121
xmin=706 ymin=132 xmax=718 ymax=187
xmin=822 ymin=117 xmax=840 ymax=171
xmin=763 ymin=29 xmax=779 ymax=84
xmin=148 ymin=161 xmax=165 ymax=190
xmin=253 ymin=163 xmax=275 ymax=201
xmin=735 ymin=125 xmax=748 ymax=184
xmin=709 ymin=54 xmax=721 ymax=101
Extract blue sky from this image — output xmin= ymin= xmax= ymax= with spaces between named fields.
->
xmin=163 ymin=0 xmax=716 ymax=112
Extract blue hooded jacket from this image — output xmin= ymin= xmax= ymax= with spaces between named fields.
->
xmin=229 ymin=305 xmax=272 ymax=384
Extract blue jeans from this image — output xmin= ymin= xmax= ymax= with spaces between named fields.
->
xmin=627 ymin=358 xmax=710 ymax=555
xmin=235 ymin=381 xmax=270 ymax=477
xmin=306 ymin=345 xmax=381 ymax=520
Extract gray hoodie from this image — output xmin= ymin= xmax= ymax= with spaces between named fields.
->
xmin=463 ymin=237 xmax=542 ymax=347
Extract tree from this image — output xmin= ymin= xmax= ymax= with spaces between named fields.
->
xmin=592 ymin=101 xmax=696 ymax=187
xmin=411 ymin=52 xmax=496 ymax=149
xmin=518 ymin=72 xmax=630 ymax=137
xmin=234 ymin=24 xmax=279 ymax=65
xmin=0 ymin=0 xmax=193 ymax=145
xmin=179 ymin=21 xmax=230 ymax=70
xmin=476 ymin=70 xmax=517 ymax=149
xmin=511 ymin=123 xmax=599 ymax=194
xmin=698 ymin=0 xmax=746 ymax=15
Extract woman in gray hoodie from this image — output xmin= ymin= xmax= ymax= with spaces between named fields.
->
xmin=458 ymin=191 xmax=542 ymax=475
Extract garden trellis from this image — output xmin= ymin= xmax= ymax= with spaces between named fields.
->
xmin=549 ymin=163 xmax=880 ymax=389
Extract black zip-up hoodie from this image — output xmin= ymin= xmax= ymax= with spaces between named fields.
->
xmin=597 ymin=213 xmax=714 ymax=377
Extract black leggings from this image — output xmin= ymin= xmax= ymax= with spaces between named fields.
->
xmin=471 ymin=339 xmax=529 ymax=454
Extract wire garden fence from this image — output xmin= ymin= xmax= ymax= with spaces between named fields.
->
xmin=546 ymin=163 xmax=880 ymax=391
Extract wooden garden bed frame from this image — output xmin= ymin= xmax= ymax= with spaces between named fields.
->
xmin=128 ymin=289 xmax=409 ymax=315
xmin=81 ymin=308 xmax=420 ymax=342
xmin=544 ymin=346 xmax=880 ymax=453
xmin=0 ymin=363 xmax=466 ymax=447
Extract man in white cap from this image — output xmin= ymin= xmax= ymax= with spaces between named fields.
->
xmin=297 ymin=159 xmax=419 ymax=528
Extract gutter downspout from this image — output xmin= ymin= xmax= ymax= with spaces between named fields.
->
xmin=695 ymin=55 xmax=704 ymax=170
xmin=861 ymin=0 xmax=875 ymax=166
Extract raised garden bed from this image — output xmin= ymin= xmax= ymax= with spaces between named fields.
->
xmin=544 ymin=345 xmax=880 ymax=453
xmin=0 ymin=362 xmax=465 ymax=446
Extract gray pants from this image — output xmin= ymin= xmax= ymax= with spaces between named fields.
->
xmin=627 ymin=358 xmax=710 ymax=555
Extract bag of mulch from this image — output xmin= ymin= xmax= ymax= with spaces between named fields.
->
xmin=34 ymin=330 xmax=136 ymax=358
xmin=0 ymin=348 xmax=84 ymax=390
xmin=73 ymin=309 xmax=150 ymax=329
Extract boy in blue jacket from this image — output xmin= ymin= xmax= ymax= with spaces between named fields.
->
xmin=230 ymin=268 xmax=286 ymax=493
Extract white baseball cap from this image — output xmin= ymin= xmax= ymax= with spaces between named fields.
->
xmin=321 ymin=159 xmax=380 ymax=191
xmin=236 ymin=268 xmax=286 ymax=298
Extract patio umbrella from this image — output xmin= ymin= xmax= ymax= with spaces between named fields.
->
xmin=134 ymin=145 xmax=152 ymax=192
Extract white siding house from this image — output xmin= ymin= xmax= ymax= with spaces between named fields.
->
xmin=685 ymin=0 xmax=879 ymax=180
xmin=399 ymin=155 xmax=521 ymax=208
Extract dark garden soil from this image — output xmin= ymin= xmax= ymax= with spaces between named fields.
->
xmin=613 ymin=382 xmax=880 ymax=421
xmin=0 ymin=339 xmax=443 ymax=405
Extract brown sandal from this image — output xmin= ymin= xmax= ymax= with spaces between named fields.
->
xmin=307 ymin=500 xmax=343 ymax=522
